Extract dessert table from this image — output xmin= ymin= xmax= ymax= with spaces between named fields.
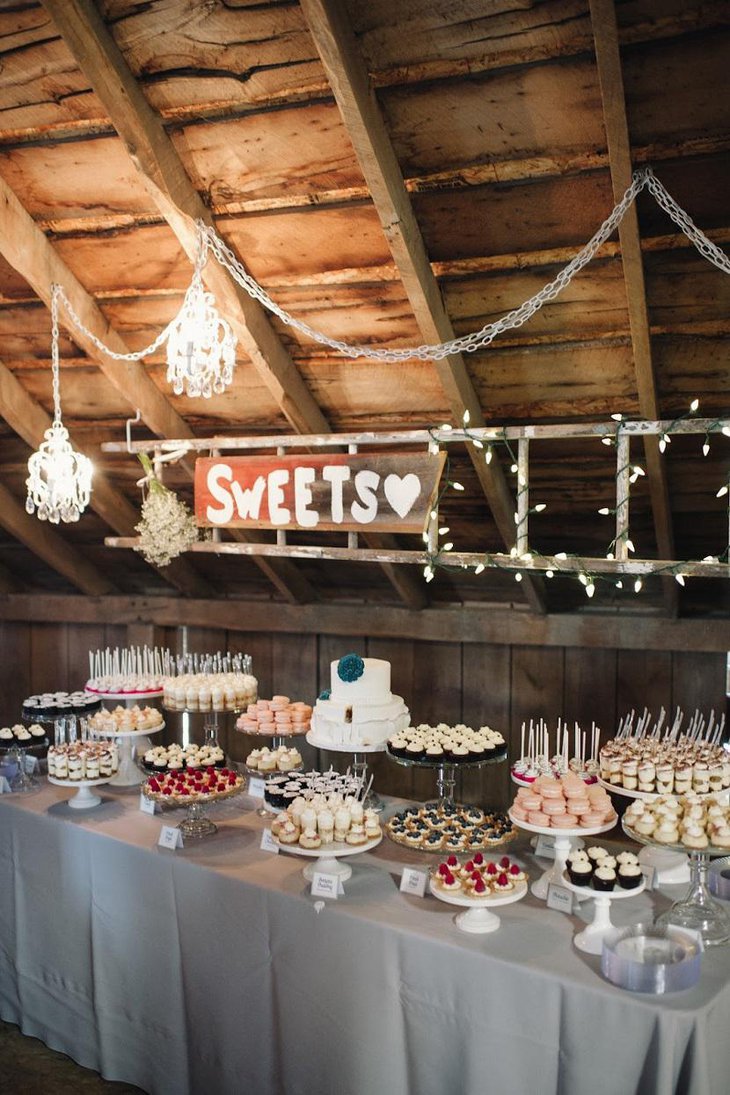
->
xmin=1 ymin=785 xmax=729 ymax=1095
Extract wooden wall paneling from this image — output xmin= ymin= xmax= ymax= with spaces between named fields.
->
xmin=409 ymin=640 xmax=462 ymax=803
xmin=103 ymin=624 xmax=128 ymax=651
xmin=0 ymin=621 xmax=30 ymax=726
xmin=461 ymin=643 xmax=512 ymax=810
xmin=616 ymin=649 xmax=672 ymax=724
xmin=68 ymin=623 xmax=106 ymax=693
xmin=510 ymin=646 xmax=566 ymax=757
xmin=367 ymin=636 xmax=416 ymax=798
xmin=270 ymin=632 xmax=319 ymax=770
xmin=563 ymin=646 xmax=618 ymax=746
xmin=31 ymin=622 xmax=68 ymax=694
xmin=671 ymin=651 xmax=727 ymax=722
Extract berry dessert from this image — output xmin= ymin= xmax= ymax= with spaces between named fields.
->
xmin=431 ymin=854 xmax=528 ymax=898
xmin=143 ymin=767 xmax=243 ymax=804
xmin=386 ymin=803 xmax=515 ymax=852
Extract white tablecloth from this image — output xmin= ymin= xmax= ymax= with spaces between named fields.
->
xmin=1 ymin=783 xmax=729 ymax=1095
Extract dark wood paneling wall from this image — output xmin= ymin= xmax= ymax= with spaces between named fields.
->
xmin=2 ymin=622 xmax=726 ymax=811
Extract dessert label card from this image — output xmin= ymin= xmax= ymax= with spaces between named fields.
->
xmin=547 ymin=882 xmax=574 ymax=914
xmin=310 ymin=872 xmax=344 ymax=899
xmin=139 ymin=793 xmax=156 ymax=815
xmin=158 ymin=825 xmax=184 ymax=850
xmin=248 ymin=777 xmax=266 ymax=799
xmin=400 ymin=868 xmax=428 ymax=898
xmin=260 ymin=828 xmax=279 ymax=854
xmin=535 ymin=835 xmax=556 ymax=859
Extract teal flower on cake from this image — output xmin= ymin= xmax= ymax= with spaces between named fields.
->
xmin=337 ymin=654 xmax=365 ymax=682
xmin=319 ymin=689 xmax=331 ymax=700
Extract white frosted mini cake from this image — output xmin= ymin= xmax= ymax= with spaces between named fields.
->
xmin=308 ymin=655 xmax=410 ymax=750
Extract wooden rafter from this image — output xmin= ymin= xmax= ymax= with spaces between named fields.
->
xmin=0 ymin=356 xmax=212 ymax=597
xmin=299 ymin=0 xmax=545 ymax=614
xmin=42 ymin=0 xmax=426 ymax=611
xmin=0 ymin=167 xmax=313 ymax=604
xmin=589 ymin=0 xmax=677 ymax=614
xmin=0 ymin=481 xmax=116 ymax=596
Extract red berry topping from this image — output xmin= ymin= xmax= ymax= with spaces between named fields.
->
xmin=497 ymin=872 xmax=508 ymax=885
xmin=444 ymin=872 xmax=455 ymax=884
xmin=162 ymin=787 xmax=173 ymax=796
xmin=180 ymin=788 xmax=190 ymax=796
xmin=438 ymin=863 xmax=450 ymax=876
xmin=473 ymin=852 xmax=484 ymax=865
xmin=486 ymin=862 xmax=497 ymax=875
xmin=465 ymin=860 xmax=474 ymax=872
xmin=509 ymin=864 xmax=520 ymax=876
xmin=207 ymin=767 xmax=216 ymax=775
xmin=474 ymin=878 xmax=487 ymax=893
xmin=447 ymin=855 xmax=458 ymax=867
xmin=500 ymin=856 xmax=510 ymax=868
xmin=471 ymin=871 xmax=482 ymax=882
xmin=149 ymin=779 xmax=160 ymax=792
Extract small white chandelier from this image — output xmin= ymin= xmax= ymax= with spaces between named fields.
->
xmin=26 ymin=285 xmax=93 ymax=523
xmin=166 ymin=228 xmax=237 ymax=398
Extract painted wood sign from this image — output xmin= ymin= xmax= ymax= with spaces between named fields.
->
xmin=194 ymin=452 xmax=445 ymax=533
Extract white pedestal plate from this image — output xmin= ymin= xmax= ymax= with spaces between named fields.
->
xmin=273 ymin=832 xmax=382 ymax=882
xmin=561 ymin=871 xmax=646 ymax=954
xmin=508 ymin=811 xmax=618 ymax=900
xmin=428 ymin=878 xmax=528 ymax=933
xmin=48 ymin=773 xmax=112 ymax=809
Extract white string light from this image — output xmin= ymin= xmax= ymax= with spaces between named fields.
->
xmin=26 ymin=285 xmax=92 ymax=523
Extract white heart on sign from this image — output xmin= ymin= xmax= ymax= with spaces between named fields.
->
xmin=384 ymin=473 xmax=421 ymax=519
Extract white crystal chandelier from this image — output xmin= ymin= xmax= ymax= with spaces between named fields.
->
xmin=165 ymin=231 xmax=237 ymax=398
xmin=26 ymin=285 xmax=93 ymax=523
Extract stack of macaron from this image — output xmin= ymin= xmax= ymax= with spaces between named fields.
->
xmin=566 ymin=846 xmax=643 ymax=891
xmin=509 ymin=771 xmax=616 ymax=829
xmin=235 ymin=697 xmax=312 ymax=736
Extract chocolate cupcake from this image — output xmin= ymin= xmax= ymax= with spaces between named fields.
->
xmin=567 ymin=858 xmax=592 ymax=886
xmin=592 ymin=865 xmax=616 ymax=891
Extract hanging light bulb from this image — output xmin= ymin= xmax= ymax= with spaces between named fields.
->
xmin=166 ymin=228 xmax=237 ymax=398
xmin=26 ymin=285 xmax=92 ymax=524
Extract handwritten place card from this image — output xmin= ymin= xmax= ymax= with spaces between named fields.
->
xmin=547 ymin=882 xmax=574 ymax=914
xmin=260 ymin=828 xmax=279 ymax=854
xmin=248 ymin=777 xmax=266 ymax=799
xmin=158 ymin=825 xmax=184 ymax=850
xmin=400 ymin=867 xmax=428 ymax=898
xmin=139 ymin=793 xmax=156 ymax=816
xmin=311 ymin=872 xmax=344 ymax=899
xmin=535 ymin=835 xmax=556 ymax=859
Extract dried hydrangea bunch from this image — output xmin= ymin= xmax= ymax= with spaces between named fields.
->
xmin=134 ymin=455 xmax=199 ymax=567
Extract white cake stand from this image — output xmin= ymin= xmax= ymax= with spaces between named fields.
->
xmin=89 ymin=722 xmax=165 ymax=786
xmin=561 ymin=870 xmax=646 ymax=954
xmin=274 ymin=832 xmax=382 ymax=882
xmin=508 ymin=810 xmax=618 ymax=900
xmin=428 ymin=877 xmax=527 ymax=933
xmin=85 ymin=687 xmax=164 ymax=700
xmin=48 ymin=773 xmax=112 ymax=809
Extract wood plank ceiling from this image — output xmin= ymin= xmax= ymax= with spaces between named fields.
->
xmin=0 ymin=0 xmax=727 ymax=618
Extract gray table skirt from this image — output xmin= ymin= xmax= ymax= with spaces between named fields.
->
xmin=1 ymin=784 xmax=729 ymax=1095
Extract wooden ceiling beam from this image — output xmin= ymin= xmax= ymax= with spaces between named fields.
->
xmin=0 ymin=481 xmax=117 ymax=596
xmin=299 ymin=0 xmax=545 ymax=614
xmin=589 ymin=0 xmax=677 ymax=614
xmin=42 ymin=0 xmax=425 ymax=611
xmin=0 ymin=356 xmax=212 ymax=597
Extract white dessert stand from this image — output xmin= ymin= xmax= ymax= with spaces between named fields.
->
xmin=85 ymin=688 xmax=163 ymax=700
xmin=48 ymin=773 xmax=112 ymax=809
xmin=598 ymin=779 xmax=730 ymax=885
xmin=561 ymin=870 xmax=646 ymax=954
xmin=428 ymin=878 xmax=527 ymax=934
xmin=89 ymin=722 xmax=164 ymax=787
xmin=508 ymin=811 xmax=618 ymax=900
xmin=274 ymin=832 xmax=382 ymax=882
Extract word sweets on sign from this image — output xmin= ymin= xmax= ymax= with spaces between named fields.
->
xmin=195 ymin=453 xmax=445 ymax=534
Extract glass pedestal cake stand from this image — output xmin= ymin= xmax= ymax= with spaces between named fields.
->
xmin=274 ymin=832 xmax=382 ymax=882
xmin=386 ymin=749 xmax=506 ymax=810
xmin=245 ymin=753 xmax=304 ymax=818
xmin=89 ymin=722 xmax=164 ymax=787
xmin=47 ymin=774 xmax=112 ymax=809
xmin=622 ymin=818 xmax=730 ymax=947
xmin=508 ymin=811 xmax=618 ymax=900
xmin=561 ymin=871 xmax=646 ymax=954
xmin=143 ymin=782 xmax=244 ymax=839
xmin=306 ymin=731 xmax=385 ymax=812
xmin=428 ymin=877 xmax=528 ymax=934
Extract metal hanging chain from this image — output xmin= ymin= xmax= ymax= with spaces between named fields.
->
xmin=201 ymin=169 xmax=652 ymax=363
xmin=50 ymin=284 xmax=63 ymax=423
xmin=49 ymin=234 xmax=211 ymax=363
xmin=49 ymin=168 xmax=729 ymax=367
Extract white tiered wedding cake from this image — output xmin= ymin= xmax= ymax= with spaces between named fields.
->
xmin=308 ymin=654 xmax=410 ymax=750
